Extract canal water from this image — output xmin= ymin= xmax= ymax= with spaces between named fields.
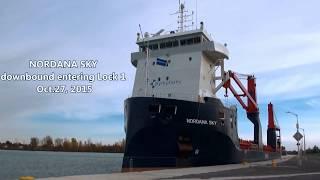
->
xmin=0 ymin=150 xmax=123 ymax=180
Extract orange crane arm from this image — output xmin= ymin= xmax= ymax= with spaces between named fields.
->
xmin=223 ymin=70 xmax=258 ymax=113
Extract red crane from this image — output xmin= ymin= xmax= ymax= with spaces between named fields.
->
xmin=223 ymin=71 xmax=258 ymax=113
xmin=268 ymin=103 xmax=281 ymax=152
xmin=223 ymin=71 xmax=262 ymax=147
xmin=223 ymin=70 xmax=280 ymax=151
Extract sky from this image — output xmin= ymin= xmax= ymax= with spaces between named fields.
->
xmin=0 ymin=0 xmax=319 ymax=150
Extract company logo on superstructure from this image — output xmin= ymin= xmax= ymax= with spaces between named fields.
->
xmin=151 ymin=80 xmax=182 ymax=88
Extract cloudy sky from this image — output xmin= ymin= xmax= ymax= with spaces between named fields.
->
xmin=0 ymin=0 xmax=319 ymax=150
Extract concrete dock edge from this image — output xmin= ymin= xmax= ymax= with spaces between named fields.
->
xmin=39 ymin=155 xmax=294 ymax=180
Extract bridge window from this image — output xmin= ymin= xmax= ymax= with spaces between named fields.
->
xmin=160 ymin=42 xmax=166 ymax=49
xmin=180 ymin=39 xmax=186 ymax=46
xmin=187 ymin=38 xmax=194 ymax=45
xmin=165 ymin=41 xmax=173 ymax=48
xmin=140 ymin=44 xmax=159 ymax=51
xmin=140 ymin=36 xmax=202 ymax=51
xmin=194 ymin=37 xmax=201 ymax=44
xmin=149 ymin=44 xmax=159 ymax=50
xmin=173 ymin=40 xmax=179 ymax=47
xmin=159 ymin=40 xmax=180 ymax=49
xmin=180 ymin=36 xmax=202 ymax=46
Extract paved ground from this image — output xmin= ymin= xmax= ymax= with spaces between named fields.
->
xmin=40 ymin=155 xmax=320 ymax=180
xmin=168 ymin=154 xmax=320 ymax=180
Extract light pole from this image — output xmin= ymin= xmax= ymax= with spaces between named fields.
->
xmin=286 ymin=111 xmax=299 ymax=130
xmin=299 ymin=128 xmax=306 ymax=156
xmin=287 ymin=111 xmax=303 ymax=166
xmin=286 ymin=111 xmax=300 ymax=152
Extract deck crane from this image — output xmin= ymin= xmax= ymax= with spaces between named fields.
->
xmin=268 ymin=103 xmax=281 ymax=151
xmin=221 ymin=70 xmax=280 ymax=151
xmin=222 ymin=70 xmax=262 ymax=149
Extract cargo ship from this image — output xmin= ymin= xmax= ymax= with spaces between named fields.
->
xmin=122 ymin=2 xmax=282 ymax=171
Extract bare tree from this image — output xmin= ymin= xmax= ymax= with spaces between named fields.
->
xmin=54 ymin=138 xmax=63 ymax=150
xmin=71 ymin=138 xmax=78 ymax=152
xmin=30 ymin=137 xmax=39 ymax=150
xmin=42 ymin=136 xmax=53 ymax=150
xmin=63 ymin=138 xmax=72 ymax=151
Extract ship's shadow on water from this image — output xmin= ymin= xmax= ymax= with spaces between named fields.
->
xmin=0 ymin=150 xmax=123 ymax=180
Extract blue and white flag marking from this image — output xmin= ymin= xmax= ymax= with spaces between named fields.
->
xmin=156 ymin=58 xmax=168 ymax=66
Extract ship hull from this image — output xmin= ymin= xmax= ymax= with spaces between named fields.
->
xmin=122 ymin=97 xmax=280 ymax=171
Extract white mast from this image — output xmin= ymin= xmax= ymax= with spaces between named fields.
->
xmin=196 ymin=0 xmax=198 ymax=29
xmin=175 ymin=1 xmax=194 ymax=32
xmin=179 ymin=1 xmax=185 ymax=32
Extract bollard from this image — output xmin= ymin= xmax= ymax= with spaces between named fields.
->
xmin=272 ymin=160 xmax=277 ymax=168
xmin=19 ymin=176 xmax=35 ymax=180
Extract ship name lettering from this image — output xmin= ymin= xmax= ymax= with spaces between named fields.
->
xmin=186 ymin=118 xmax=208 ymax=125
xmin=209 ymin=120 xmax=217 ymax=126
xmin=186 ymin=119 xmax=218 ymax=126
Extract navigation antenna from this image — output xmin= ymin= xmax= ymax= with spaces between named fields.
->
xmin=196 ymin=0 xmax=198 ymax=29
xmin=173 ymin=1 xmax=194 ymax=32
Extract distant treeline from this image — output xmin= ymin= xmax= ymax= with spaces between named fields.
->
xmin=286 ymin=145 xmax=320 ymax=155
xmin=0 ymin=136 xmax=125 ymax=153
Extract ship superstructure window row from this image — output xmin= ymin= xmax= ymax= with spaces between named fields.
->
xmin=139 ymin=36 xmax=203 ymax=52
xmin=180 ymin=36 xmax=201 ymax=46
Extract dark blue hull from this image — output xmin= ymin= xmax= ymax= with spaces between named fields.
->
xmin=122 ymin=97 xmax=280 ymax=171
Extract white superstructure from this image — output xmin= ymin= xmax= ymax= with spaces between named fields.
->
xmin=131 ymin=3 xmax=230 ymax=103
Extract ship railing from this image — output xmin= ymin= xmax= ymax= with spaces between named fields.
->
xmin=239 ymin=138 xmax=259 ymax=150
xmin=240 ymin=138 xmax=280 ymax=152
xmin=263 ymin=145 xmax=274 ymax=152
